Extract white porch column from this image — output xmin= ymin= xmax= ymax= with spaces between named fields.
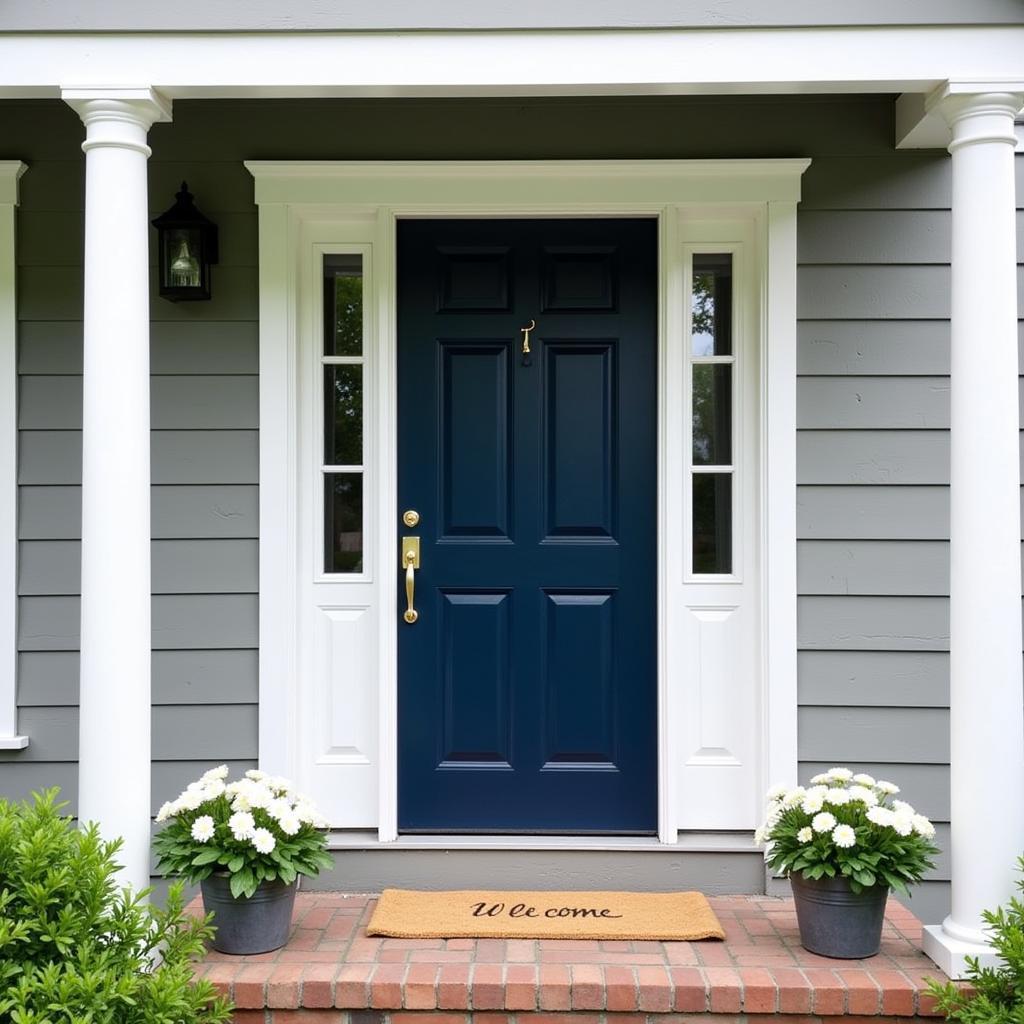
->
xmin=62 ymin=88 xmax=171 ymax=893
xmin=923 ymin=84 xmax=1024 ymax=979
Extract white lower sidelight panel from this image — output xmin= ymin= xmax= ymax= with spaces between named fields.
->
xmin=250 ymin=161 xmax=804 ymax=840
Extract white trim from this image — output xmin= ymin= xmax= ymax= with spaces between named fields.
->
xmin=0 ymin=162 xmax=26 ymax=750
xmin=0 ymin=27 xmax=1020 ymax=98
xmin=762 ymin=201 xmax=800 ymax=796
xmin=249 ymin=159 xmax=807 ymax=841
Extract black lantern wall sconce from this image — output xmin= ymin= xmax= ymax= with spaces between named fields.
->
xmin=152 ymin=182 xmax=218 ymax=301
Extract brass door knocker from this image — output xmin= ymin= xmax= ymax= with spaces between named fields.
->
xmin=520 ymin=319 xmax=536 ymax=366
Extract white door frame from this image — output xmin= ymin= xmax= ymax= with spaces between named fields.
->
xmin=247 ymin=159 xmax=807 ymax=843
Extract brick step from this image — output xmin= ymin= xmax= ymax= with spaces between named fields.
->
xmin=189 ymin=894 xmax=950 ymax=1022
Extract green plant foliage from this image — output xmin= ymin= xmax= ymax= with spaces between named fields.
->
xmin=927 ymin=856 xmax=1024 ymax=1024
xmin=757 ymin=769 xmax=940 ymax=895
xmin=153 ymin=768 xmax=333 ymax=900
xmin=0 ymin=788 xmax=231 ymax=1024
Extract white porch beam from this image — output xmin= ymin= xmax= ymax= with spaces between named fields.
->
xmin=62 ymin=86 xmax=171 ymax=893
xmin=922 ymin=82 xmax=1024 ymax=980
xmin=0 ymin=27 xmax=1022 ymax=99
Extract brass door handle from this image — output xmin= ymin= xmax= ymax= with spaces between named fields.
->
xmin=402 ymin=537 xmax=420 ymax=624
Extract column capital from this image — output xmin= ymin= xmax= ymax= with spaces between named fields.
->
xmin=925 ymin=81 xmax=1023 ymax=151
xmin=61 ymin=87 xmax=172 ymax=157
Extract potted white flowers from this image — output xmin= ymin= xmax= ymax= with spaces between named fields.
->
xmin=756 ymin=767 xmax=939 ymax=958
xmin=153 ymin=767 xmax=333 ymax=954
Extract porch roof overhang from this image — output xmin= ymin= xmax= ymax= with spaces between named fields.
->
xmin=0 ymin=24 xmax=1021 ymax=148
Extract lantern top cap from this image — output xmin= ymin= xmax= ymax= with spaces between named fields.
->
xmin=151 ymin=181 xmax=217 ymax=230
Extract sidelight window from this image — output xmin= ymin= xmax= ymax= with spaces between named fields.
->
xmin=322 ymin=254 xmax=366 ymax=573
xmin=688 ymin=253 xmax=735 ymax=576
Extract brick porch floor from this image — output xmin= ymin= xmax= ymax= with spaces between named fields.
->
xmin=191 ymin=893 xmax=952 ymax=1024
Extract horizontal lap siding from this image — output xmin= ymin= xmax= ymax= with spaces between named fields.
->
xmin=2 ymin=100 xmax=258 ymax=840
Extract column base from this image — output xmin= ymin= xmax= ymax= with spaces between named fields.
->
xmin=922 ymin=923 xmax=999 ymax=979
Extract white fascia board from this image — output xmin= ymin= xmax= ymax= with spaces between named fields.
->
xmin=0 ymin=161 xmax=26 ymax=750
xmin=245 ymin=159 xmax=812 ymax=207
xmin=0 ymin=27 xmax=1022 ymax=97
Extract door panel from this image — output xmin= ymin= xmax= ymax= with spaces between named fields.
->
xmin=397 ymin=218 xmax=657 ymax=833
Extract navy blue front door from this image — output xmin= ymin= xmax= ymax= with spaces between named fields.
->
xmin=397 ymin=219 xmax=657 ymax=833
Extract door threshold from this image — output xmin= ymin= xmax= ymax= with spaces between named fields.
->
xmin=326 ymin=830 xmax=758 ymax=853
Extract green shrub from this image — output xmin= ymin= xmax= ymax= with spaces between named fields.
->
xmin=0 ymin=788 xmax=232 ymax=1024
xmin=927 ymin=855 xmax=1024 ymax=1024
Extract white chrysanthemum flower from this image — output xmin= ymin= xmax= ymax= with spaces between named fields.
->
xmin=825 ymin=788 xmax=851 ymax=805
xmin=812 ymin=811 xmax=837 ymax=833
xmin=866 ymin=805 xmax=895 ymax=827
xmin=875 ymin=780 xmax=900 ymax=795
xmin=225 ymin=780 xmax=243 ymax=795
xmin=294 ymin=802 xmax=318 ymax=825
xmin=892 ymin=813 xmax=914 ymax=837
xmin=782 ymin=786 xmax=807 ymax=808
xmin=268 ymin=776 xmax=293 ymax=795
xmin=766 ymin=784 xmax=787 ymax=801
xmin=802 ymin=793 xmax=825 ymax=814
xmin=892 ymin=799 xmax=915 ymax=816
xmin=278 ymin=813 xmax=301 ymax=836
xmin=245 ymin=784 xmax=272 ymax=809
xmin=156 ymin=801 xmax=175 ymax=822
xmin=808 ymin=772 xmax=830 ymax=785
xmin=264 ymin=797 xmax=290 ymax=821
xmin=232 ymin=794 xmax=252 ymax=813
xmin=797 ymin=826 xmax=814 ymax=843
xmin=762 ymin=839 xmax=774 ymax=862
xmin=832 ymin=824 xmax=856 ymax=848
xmin=229 ymin=810 xmax=256 ymax=841
xmin=201 ymin=764 xmax=230 ymax=783
xmin=753 ymin=825 xmax=766 ymax=844
xmin=852 ymin=773 xmax=876 ymax=787
xmin=765 ymin=803 xmax=783 ymax=828
xmin=251 ymin=827 xmax=276 ymax=854
xmin=912 ymin=814 xmax=936 ymax=839
xmin=847 ymin=785 xmax=878 ymax=806
xmin=191 ymin=815 xmax=216 ymax=843
xmin=245 ymin=769 xmax=267 ymax=781
xmin=826 ymin=767 xmax=854 ymax=782
xmin=177 ymin=789 xmax=204 ymax=811
xmin=202 ymin=779 xmax=226 ymax=800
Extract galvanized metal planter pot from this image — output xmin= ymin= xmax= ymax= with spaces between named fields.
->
xmin=790 ymin=872 xmax=889 ymax=959
xmin=201 ymin=874 xmax=298 ymax=954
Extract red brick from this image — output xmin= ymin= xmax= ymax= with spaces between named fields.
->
xmin=871 ymin=969 xmax=917 ymax=1016
xmin=404 ymin=964 xmax=439 ymax=1010
xmin=234 ymin=965 xmax=272 ymax=1009
xmin=390 ymin=1016 xmax=468 ymax=1024
xmin=504 ymin=964 xmax=538 ymax=1011
xmin=527 ymin=1015 xmax=602 ymax=1024
xmin=604 ymin=965 xmax=638 ymax=1012
xmin=472 ymin=1014 xmax=511 ymax=1024
xmin=333 ymin=963 xmax=373 ymax=1008
xmin=270 ymin=1012 xmax=346 ymax=1023
xmin=804 ymin=968 xmax=846 ymax=1016
xmin=470 ymin=963 xmax=505 ymax=1011
xmin=772 ymin=967 xmax=813 ymax=1014
xmin=740 ymin=967 xmax=778 ymax=1014
xmin=474 ymin=939 xmax=507 ymax=963
xmin=369 ymin=963 xmax=406 ymax=1009
xmin=202 ymin=962 xmax=238 ymax=1000
xmin=704 ymin=967 xmax=743 ymax=1013
xmin=636 ymin=965 xmax=673 ymax=1012
xmin=300 ymin=963 xmax=337 ymax=1008
xmin=571 ymin=963 xmax=605 ymax=1010
xmin=538 ymin=964 xmax=572 ymax=1011
xmin=670 ymin=966 xmax=706 ymax=1012
xmin=839 ymin=968 xmax=882 ymax=1015
xmin=228 ymin=1012 xmax=266 ymax=1024
xmin=437 ymin=964 xmax=471 ymax=1010
xmin=505 ymin=939 xmax=536 ymax=963
xmin=266 ymin=964 xmax=304 ymax=1009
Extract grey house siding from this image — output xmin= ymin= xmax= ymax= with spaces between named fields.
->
xmin=1 ymin=95 xmax=1013 ymax=921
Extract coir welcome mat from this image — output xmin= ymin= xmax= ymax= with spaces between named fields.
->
xmin=366 ymin=889 xmax=725 ymax=941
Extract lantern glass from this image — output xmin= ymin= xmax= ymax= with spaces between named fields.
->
xmin=166 ymin=229 xmax=202 ymax=289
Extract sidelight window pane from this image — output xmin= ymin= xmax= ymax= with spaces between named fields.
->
xmin=692 ymin=474 xmax=732 ymax=574
xmin=692 ymin=363 xmax=732 ymax=466
xmin=324 ymin=254 xmax=363 ymax=356
xmin=692 ymin=254 xmax=732 ymax=356
xmin=324 ymin=473 xmax=364 ymax=573
xmin=324 ymin=365 xmax=363 ymax=466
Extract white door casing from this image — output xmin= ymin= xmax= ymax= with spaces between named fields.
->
xmin=247 ymin=160 xmax=806 ymax=843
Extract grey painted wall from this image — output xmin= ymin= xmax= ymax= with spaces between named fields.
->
xmin=1 ymin=0 xmax=1020 ymax=31
xmin=0 ymin=93 xmax=1017 ymax=924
